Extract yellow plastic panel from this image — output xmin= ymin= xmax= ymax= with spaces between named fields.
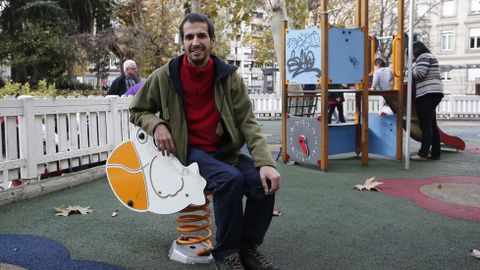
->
xmin=106 ymin=141 xmax=141 ymax=170
xmin=106 ymin=167 xmax=148 ymax=210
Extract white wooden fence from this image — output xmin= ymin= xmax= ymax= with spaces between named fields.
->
xmin=1 ymin=93 xmax=479 ymax=189
xmin=0 ymin=95 xmax=134 ymax=189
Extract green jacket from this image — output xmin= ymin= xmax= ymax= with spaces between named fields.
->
xmin=129 ymin=54 xmax=275 ymax=168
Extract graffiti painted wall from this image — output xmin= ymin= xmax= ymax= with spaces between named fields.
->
xmin=286 ymin=27 xmax=321 ymax=84
xmin=285 ymin=26 xmax=365 ymax=85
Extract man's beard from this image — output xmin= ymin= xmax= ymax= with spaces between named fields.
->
xmin=188 ymin=46 xmax=209 ymax=65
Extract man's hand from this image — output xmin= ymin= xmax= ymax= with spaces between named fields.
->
xmin=153 ymin=123 xmax=176 ymax=156
xmin=259 ymin=166 xmax=281 ymax=195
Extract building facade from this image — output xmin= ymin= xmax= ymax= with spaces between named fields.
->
xmin=226 ymin=10 xmax=280 ymax=94
xmin=417 ymin=0 xmax=480 ymax=95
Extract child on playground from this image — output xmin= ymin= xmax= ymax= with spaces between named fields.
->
xmin=328 ymin=84 xmax=346 ymax=124
xmin=370 ymin=58 xmax=394 ymax=91
xmin=370 ymin=58 xmax=395 ymax=116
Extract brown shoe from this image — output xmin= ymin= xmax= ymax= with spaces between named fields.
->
xmin=240 ymin=248 xmax=279 ymax=270
xmin=411 ymin=154 xmax=428 ymax=161
xmin=215 ymin=253 xmax=245 ymax=270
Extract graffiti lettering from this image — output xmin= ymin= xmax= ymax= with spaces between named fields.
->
xmin=287 ymin=50 xmax=321 ymax=78
xmin=286 ymin=29 xmax=321 ymax=80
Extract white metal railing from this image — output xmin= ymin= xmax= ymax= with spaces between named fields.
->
xmin=250 ymin=93 xmax=480 ymax=119
xmin=1 ymin=93 xmax=479 ymax=189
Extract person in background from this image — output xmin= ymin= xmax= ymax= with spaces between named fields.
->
xmin=370 ymin=58 xmax=395 ymax=115
xmin=129 ymin=13 xmax=281 ymax=270
xmin=100 ymin=77 xmax=109 ymax=92
xmin=327 ymin=84 xmax=346 ymax=124
xmin=107 ymin=60 xmax=139 ymax=96
xmin=370 ymin=58 xmax=393 ymax=91
xmin=124 ymin=81 xmax=145 ymax=96
xmin=302 ymin=84 xmax=318 ymax=117
xmin=410 ymin=41 xmax=444 ymax=161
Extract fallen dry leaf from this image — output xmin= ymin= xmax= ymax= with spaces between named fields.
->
xmin=470 ymin=249 xmax=480 ymax=259
xmin=55 ymin=205 xmax=94 ymax=216
xmin=273 ymin=209 xmax=283 ymax=216
xmin=111 ymin=209 xmax=119 ymax=217
xmin=354 ymin=177 xmax=383 ymax=191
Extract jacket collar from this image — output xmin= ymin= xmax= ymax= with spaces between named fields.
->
xmin=168 ymin=54 xmax=238 ymax=99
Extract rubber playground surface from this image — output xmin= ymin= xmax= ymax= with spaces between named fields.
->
xmin=0 ymin=120 xmax=479 ymax=270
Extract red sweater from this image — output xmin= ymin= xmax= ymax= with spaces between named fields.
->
xmin=180 ymin=56 xmax=221 ymax=152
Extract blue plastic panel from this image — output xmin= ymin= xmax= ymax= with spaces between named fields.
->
xmin=328 ymin=125 xmax=356 ymax=155
xmin=285 ymin=27 xmax=321 ymax=84
xmin=328 ymin=26 xmax=365 ymax=84
xmin=368 ymin=114 xmax=397 ymax=158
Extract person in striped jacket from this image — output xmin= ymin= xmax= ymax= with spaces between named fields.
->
xmin=410 ymin=41 xmax=444 ymax=161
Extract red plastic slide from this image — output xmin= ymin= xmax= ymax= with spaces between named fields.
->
xmin=438 ymin=128 xmax=465 ymax=150
xmin=381 ymin=94 xmax=465 ymax=151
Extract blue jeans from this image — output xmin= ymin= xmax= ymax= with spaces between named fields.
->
xmin=187 ymin=148 xmax=275 ymax=261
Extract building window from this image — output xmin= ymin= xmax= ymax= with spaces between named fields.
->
xmin=440 ymin=30 xmax=453 ymax=51
xmin=441 ymin=0 xmax=455 ymax=17
xmin=414 ymin=33 xmax=429 ymax=44
xmin=469 ymin=28 xmax=480 ymax=49
xmin=468 ymin=68 xmax=480 ymax=81
xmin=471 ymin=0 xmax=480 ymax=14
xmin=441 ymin=71 xmax=452 ymax=81
xmin=416 ymin=4 xmax=429 ymax=20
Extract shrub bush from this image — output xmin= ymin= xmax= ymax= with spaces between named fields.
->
xmin=54 ymin=77 xmax=94 ymax=91
xmin=0 ymin=79 xmax=58 ymax=98
xmin=0 ymin=79 xmax=104 ymax=98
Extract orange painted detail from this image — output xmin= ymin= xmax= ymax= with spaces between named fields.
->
xmin=107 ymin=142 xmax=141 ymax=170
xmin=106 ymin=167 xmax=148 ymax=211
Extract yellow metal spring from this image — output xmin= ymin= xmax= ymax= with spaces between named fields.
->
xmin=175 ymin=199 xmax=213 ymax=256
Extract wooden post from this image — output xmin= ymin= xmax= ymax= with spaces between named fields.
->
xmin=397 ymin=0 xmax=405 ymax=160
xmin=107 ymin=96 xmax=122 ymax=149
xmin=320 ymin=0 xmax=329 ymax=171
xmin=361 ymin=0 xmax=369 ymax=166
xmin=354 ymin=0 xmax=362 ymax=155
xmin=18 ymin=96 xmax=40 ymax=180
xmin=281 ymin=20 xmax=289 ymax=162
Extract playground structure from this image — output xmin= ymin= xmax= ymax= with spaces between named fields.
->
xmin=280 ymin=0 xmax=464 ymax=171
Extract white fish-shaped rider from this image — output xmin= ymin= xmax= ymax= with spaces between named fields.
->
xmin=105 ymin=126 xmax=206 ymax=214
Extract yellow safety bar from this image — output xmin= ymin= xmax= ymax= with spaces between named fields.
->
xmin=392 ymin=35 xmax=401 ymax=77
xmin=369 ymin=35 xmax=375 ymax=76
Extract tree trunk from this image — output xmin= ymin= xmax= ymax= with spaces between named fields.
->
xmin=31 ymin=67 xmax=40 ymax=85
xmin=268 ymin=0 xmax=287 ymax=81
xmin=67 ymin=63 xmax=75 ymax=81
xmin=155 ymin=53 xmax=161 ymax=69
xmin=191 ymin=0 xmax=201 ymax=13
xmin=268 ymin=0 xmax=301 ymax=94
xmin=97 ymin=67 xmax=101 ymax=88
xmin=12 ymin=65 xmax=27 ymax=84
